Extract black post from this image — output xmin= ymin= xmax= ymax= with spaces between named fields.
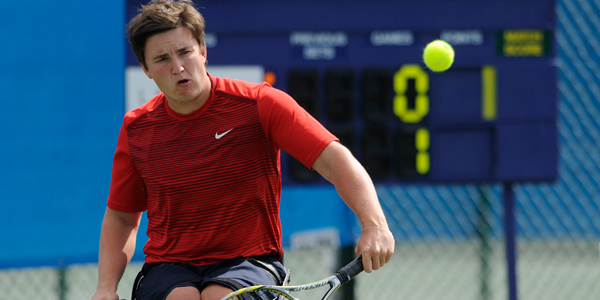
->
xmin=337 ymin=245 xmax=356 ymax=300
xmin=477 ymin=185 xmax=492 ymax=300
xmin=57 ymin=259 xmax=67 ymax=300
xmin=503 ymin=182 xmax=517 ymax=300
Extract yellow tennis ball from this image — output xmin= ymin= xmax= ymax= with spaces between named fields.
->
xmin=423 ymin=40 xmax=455 ymax=72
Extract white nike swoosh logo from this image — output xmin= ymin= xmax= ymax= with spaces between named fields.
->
xmin=215 ymin=128 xmax=233 ymax=139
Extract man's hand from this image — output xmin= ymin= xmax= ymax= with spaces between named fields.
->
xmin=91 ymin=290 xmax=120 ymax=300
xmin=355 ymin=225 xmax=395 ymax=273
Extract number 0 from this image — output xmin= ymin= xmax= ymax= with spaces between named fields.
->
xmin=393 ymin=65 xmax=429 ymax=123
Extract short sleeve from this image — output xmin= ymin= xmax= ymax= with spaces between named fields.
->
xmin=257 ymin=86 xmax=338 ymax=169
xmin=106 ymin=121 xmax=148 ymax=212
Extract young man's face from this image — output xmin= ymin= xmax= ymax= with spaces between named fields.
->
xmin=142 ymin=26 xmax=209 ymax=111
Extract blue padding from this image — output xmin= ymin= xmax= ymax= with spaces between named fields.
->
xmin=280 ymin=186 xmax=356 ymax=249
xmin=0 ymin=0 xmax=125 ymax=268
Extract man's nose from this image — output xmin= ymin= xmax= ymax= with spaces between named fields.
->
xmin=171 ymin=58 xmax=185 ymax=74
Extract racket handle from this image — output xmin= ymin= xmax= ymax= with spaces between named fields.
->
xmin=334 ymin=255 xmax=363 ymax=284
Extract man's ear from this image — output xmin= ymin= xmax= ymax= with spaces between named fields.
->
xmin=201 ymin=44 xmax=207 ymax=65
xmin=142 ymin=63 xmax=152 ymax=79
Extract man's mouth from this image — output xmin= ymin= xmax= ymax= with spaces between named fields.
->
xmin=177 ymin=79 xmax=190 ymax=85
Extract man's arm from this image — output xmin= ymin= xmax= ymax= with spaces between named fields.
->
xmin=312 ymin=141 xmax=395 ymax=273
xmin=91 ymin=207 xmax=143 ymax=300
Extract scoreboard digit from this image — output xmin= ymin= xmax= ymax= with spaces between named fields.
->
xmin=393 ymin=65 xmax=429 ymax=124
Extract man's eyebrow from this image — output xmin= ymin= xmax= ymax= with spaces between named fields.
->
xmin=151 ymin=46 xmax=193 ymax=61
xmin=177 ymin=46 xmax=192 ymax=52
xmin=151 ymin=53 xmax=169 ymax=61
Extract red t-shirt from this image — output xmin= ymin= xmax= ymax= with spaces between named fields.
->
xmin=107 ymin=74 xmax=337 ymax=265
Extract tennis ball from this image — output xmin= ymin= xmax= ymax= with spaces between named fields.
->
xmin=423 ymin=40 xmax=455 ymax=72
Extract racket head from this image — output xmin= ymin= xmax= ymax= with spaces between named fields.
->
xmin=219 ymin=256 xmax=364 ymax=300
xmin=219 ymin=285 xmax=296 ymax=300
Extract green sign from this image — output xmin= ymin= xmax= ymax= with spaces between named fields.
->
xmin=496 ymin=30 xmax=552 ymax=57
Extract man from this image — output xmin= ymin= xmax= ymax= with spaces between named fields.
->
xmin=92 ymin=0 xmax=394 ymax=299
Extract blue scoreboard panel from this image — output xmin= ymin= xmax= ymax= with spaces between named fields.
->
xmin=126 ymin=0 xmax=557 ymax=184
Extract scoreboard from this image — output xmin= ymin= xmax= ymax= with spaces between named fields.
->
xmin=126 ymin=0 xmax=558 ymax=184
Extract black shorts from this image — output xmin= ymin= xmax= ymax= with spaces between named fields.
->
xmin=134 ymin=256 xmax=286 ymax=300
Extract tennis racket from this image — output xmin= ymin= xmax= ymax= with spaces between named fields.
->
xmin=219 ymin=255 xmax=364 ymax=300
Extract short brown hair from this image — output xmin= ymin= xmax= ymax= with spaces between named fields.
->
xmin=127 ymin=0 xmax=205 ymax=69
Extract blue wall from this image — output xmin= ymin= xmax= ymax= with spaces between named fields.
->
xmin=0 ymin=0 xmax=125 ymax=267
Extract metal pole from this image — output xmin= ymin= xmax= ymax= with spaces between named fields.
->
xmin=337 ymin=245 xmax=356 ymax=300
xmin=477 ymin=185 xmax=491 ymax=300
xmin=57 ymin=259 xmax=67 ymax=300
xmin=503 ymin=182 xmax=517 ymax=300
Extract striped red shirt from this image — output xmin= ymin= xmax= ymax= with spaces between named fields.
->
xmin=107 ymin=74 xmax=337 ymax=265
